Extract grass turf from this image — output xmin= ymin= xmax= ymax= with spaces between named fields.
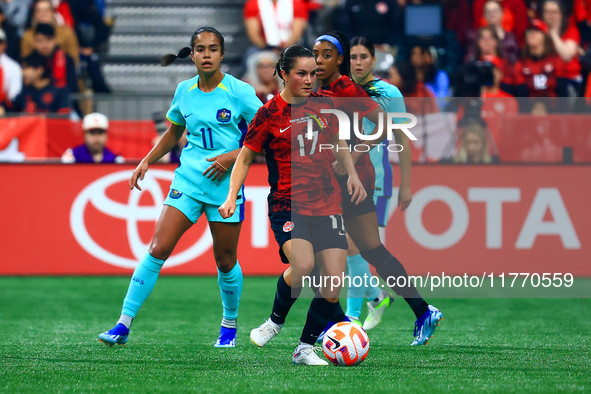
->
xmin=0 ymin=277 xmax=590 ymax=393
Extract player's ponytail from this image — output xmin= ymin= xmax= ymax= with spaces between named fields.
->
xmin=161 ymin=26 xmax=225 ymax=67
xmin=274 ymin=45 xmax=314 ymax=82
xmin=161 ymin=47 xmax=191 ymax=67
xmin=315 ymin=31 xmax=351 ymax=78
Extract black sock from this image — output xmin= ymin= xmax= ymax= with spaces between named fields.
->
xmin=332 ymin=301 xmax=346 ymax=322
xmin=270 ymin=274 xmax=301 ymax=325
xmin=361 ymin=245 xmax=429 ymax=318
xmin=300 ymin=297 xmax=339 ymax=345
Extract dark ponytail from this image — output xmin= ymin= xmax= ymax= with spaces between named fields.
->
xmin=274 ymin=45 xmax=314 ymax=81
xmin=161 ymin=47 xmax=191 ymax=66
xmin=161 ymin=26 xmax=225 ymax=67
xmin=316 ymin=31 xmax=351 ymax=78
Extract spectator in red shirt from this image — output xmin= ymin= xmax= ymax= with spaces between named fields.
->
xmin=542 ymin=0 xmax=583 ymax=95
xmin=467 ymin=27 xmax=516 ymax=91
xmin=33 ymin=23 xmax=78 ymax=95
xmin=514 ymin=21 xmax=562 ymax=98
xmin=10 ymin=52 xmax=70 ymax=114
xmin=482 ymin=0 xmax=520 ymax=63
xmin=243 ymin=0 xmax=309 ymax=49
xmin=473 ymin=0 xmax=529 ymax=45
xmin=481 ymin=55 xmax=514 ymax=97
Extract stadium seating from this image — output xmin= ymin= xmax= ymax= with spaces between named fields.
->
xmin=98 ymin=0 xmax=248 ymax=118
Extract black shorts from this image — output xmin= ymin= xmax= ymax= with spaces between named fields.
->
xmin=269 ymin=210 xmax=348 ymax=264
xmin=337 ymin=176 xmax=376 ymax=221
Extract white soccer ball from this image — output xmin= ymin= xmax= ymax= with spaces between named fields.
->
xmin=322 ymin=321 xmax=370 ymax=366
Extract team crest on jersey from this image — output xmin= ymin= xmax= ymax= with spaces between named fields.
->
xmin=283 ymin=221 xmax=294 ymax=232
xmin=169 ymin=189 xmax=183 ymax=199
xmin=217 ymin=108 xmax=231 ymax=123
xmin=304 ymin=112 xmax=327 ymax=130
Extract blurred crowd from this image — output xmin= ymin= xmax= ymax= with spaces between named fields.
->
xmin=1 ymin=0 xmax=590 ymax=164
xmin=0 ymin=0 xmax=110 ymax=118
xmin=243 ymin=0 xmax=591 ymax=110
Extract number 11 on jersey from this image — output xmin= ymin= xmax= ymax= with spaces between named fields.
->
xmin=201 ymin=127 xmax=214 ymax=149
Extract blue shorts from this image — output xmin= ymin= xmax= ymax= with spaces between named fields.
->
xmin=373 ymin=195 xmax=391 ymax=227
xmin=163 ymin=188 xmax=244 ymax=223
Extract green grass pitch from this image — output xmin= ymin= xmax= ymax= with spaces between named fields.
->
xmin=0 ymin=277 xmax=590 ymax=393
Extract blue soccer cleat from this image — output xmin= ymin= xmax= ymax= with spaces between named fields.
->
xmin=315 ymin=316 xmax=357 ymax=344
xmin=98 ymin=323 xmax=129 ymax=347
xmin=411 ymin=305 xmax=443 ymax=346
xmin=214 ymin=326 xmax=237 ymax=348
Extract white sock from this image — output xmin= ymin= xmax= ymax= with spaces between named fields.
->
xmin=117 ymin=314 xmax=133 ymax=329
xmin=221 ymin=318 xmax=237 ymax=329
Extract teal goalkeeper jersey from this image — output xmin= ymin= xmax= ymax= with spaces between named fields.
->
xmin=166 ymin=73 xmax=262 ymax=205
xmin=363 ymin=79 xmax=406 ymax=197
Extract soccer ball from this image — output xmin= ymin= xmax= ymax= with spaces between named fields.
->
xmin=322 ymin=321 xmax=370 ymax=366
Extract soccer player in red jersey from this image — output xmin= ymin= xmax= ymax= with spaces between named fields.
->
xmin=312 ymin=32 xmax=443 ymax=346
xmin=219 ymin=45 xmax=366 ymax=365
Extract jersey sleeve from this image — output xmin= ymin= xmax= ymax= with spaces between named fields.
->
xmin=243 ymin=107 xmax=270 ymax=153
xmin=166 ymin=83 xmax=186 ymax=126
xmin=239 ymin=82 xmax=263 ymax=123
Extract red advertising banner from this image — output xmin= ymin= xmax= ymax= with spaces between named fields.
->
xmin=0 ymin=164 xmax=589 ymax=276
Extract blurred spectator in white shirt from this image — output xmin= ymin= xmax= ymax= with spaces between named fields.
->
xmin=0 ymin=27 xmax=22 ymax=115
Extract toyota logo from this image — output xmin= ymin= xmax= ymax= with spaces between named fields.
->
xmin=70 ymin=170 xmax=212 ymax=269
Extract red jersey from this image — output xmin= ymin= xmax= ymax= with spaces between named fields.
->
xmin=318 ymin=75 xmax=380 ymax=192
xmin=243 ymin=0 xmax=309 ymax=44
xmin=243 ymin=92 xmax=342 ymax=216
xmin=516 ymin=56 xmax=561 ymax=97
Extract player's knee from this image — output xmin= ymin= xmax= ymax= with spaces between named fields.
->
xmin=216 ymin=257 xmax=236 ymax=273
xmin=148 ymin=242 xmax=174 ymax=261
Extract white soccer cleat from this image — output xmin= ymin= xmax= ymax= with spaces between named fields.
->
xmin=250 ymin=319 xmax=281 ymax=347
xmin=293 ymin=345 xmax=329 ymax=365
xmin=363 ymin=290 xmax=394 ymax=331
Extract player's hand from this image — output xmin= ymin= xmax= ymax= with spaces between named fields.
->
xmin=218 ymin=199 xmax=236 ymax=219
xmin=347 ymin=172 xmax=367 ymax=205
xmin=129 ymin=161 xmax=149 ymax=191
xmin=204 ymin=152 xmax=234 ymax=181
xmin=398 ymin=185 xmax=412 ymax=211
xmin=331 ymin=160 xmax=348 ymax=176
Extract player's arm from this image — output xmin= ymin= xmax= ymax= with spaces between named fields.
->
xmin=203 ymin=148 xmax=242 ymax=181
xmin=129 ymin=123 xmax=185 ymax=191
xmin=394 ymin=128 xmax=412 ymax=211
xmin=331 ymin=136 xmax=367 ymax=205
xmin=219 ymin=146 xmax=258 ymax=218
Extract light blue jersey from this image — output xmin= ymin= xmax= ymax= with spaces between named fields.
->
xmin=166 ymin=73 xmax=262 ymax=206
xmin=363 ymin=79 xmax=406 ymax=197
